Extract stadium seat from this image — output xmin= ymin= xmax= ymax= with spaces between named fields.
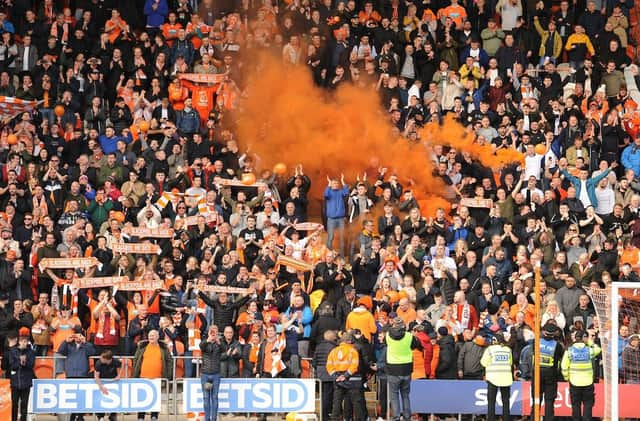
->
xmin=34 ymin=358 xmax=54 ymax=379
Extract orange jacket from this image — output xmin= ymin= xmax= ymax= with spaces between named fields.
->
xmin=430 ymin=343 xmax=440 ymax=379
xmin=326 ymin=342 xmax=360 ymax=376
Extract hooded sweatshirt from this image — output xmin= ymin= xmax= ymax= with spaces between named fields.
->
xmin=345 ymin=306 xmax=377 ymax=341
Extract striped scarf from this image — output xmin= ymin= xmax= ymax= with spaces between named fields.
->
xmin=52 ymin=282 xmax=79 ymax=315
xmin=50 ymin=22 xmax=69 ymax=43
xmin=96 ymin=310 xmax=117 ymax=339
xmin=269 ymin=333 xmax=287 ymax=377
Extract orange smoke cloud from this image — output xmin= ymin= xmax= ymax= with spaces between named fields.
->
xmin=235 ymin=55 xmax=523 ymax=218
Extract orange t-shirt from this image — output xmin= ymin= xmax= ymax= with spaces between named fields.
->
xmin=181 ymin=80 xmax=219 ymax=122
xmin=397 ymin=307 xmax=417 ymax=325
xmin=621 ymin=248 xmax=640 ymax=266
xmin=140 ymin=344 xmax=163 ymax=378
xmin=162 ymin=23 xmax=182 ymax=45
xmin=51 ymin=316 xmax=81 ymax=352
xmin=168 ymin=83 xmax=189 ymax=111
xmin=105 ymin=17 xmax=127 ymax=44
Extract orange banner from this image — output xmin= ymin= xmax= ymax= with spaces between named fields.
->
xmin=39 ymin=257 xmax=99 ymax=271
xmin=72 ymin=276 xmax=129 ymax=289
xmin=0 ymin=380 xmax=10 ymax=419
xmin=117 ymin=280 xmax=164 ymax=291
xmin=180 ymin=213 xmax=218 ymax=227
xmin=124 ymin=227 xmax=174 ymax=238
xmin=294 ymin=222 xmax=323 ymax=231
xmin=460 ymin=197 xmax=494 ymax=208
xmin=202 ymin=285 xmax=251 ymax=294
xmin=218 ymin=179 xmax=267 ymax=188
xmin=111 ymin=242 xmax=161 ymax=254
xmin=276 ymin=255 xmax=314 ymax=271
xmin=178 ymin=73 xmax=226 ymax=84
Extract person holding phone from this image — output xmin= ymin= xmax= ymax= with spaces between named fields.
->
xmin=58 ymin=326 xmax=97 ymax=421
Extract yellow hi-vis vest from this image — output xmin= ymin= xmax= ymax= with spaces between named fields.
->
xmin=386 ymin=332 xmax=413 ymax=365
xmin=561 ymin=342 xmax=601 ymax=387
xmin=481 ymin=344 xmax=513 ymax=387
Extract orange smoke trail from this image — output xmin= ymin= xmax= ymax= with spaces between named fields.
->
xmin=235 ymin=55 xmax=523 ymax=218
xmin=420 ymin=116 xmax=525 ymax=168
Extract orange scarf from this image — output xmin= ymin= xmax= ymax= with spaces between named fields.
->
xmin=50 ymin=22 xmax=69 ymax=43
xmin=96 ymin=310 xmax=116 ymax=338
xmin=33 ymin=196 xmax=48 ymax=224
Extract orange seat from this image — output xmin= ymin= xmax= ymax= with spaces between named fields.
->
xmin=34 ymin=358 xmax=54 ymax=379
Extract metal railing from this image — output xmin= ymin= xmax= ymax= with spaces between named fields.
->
xmin=28 ymin=354 xmax=323 ymax=420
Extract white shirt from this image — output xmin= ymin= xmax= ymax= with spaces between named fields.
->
xmin=22 ymin=46 xmax=30 ymax=71
xmin=284 ymin=237 xmax=309 ymax=260
xmin=432 ymin=256 xmax=457 ymax=279
xmin=524 ymin=154 xmax=543 ymax=180
xmin=408 ymin=83 xmax=421 ymax=98
xmin=579 ymin=180 xmax=592 ymax=208
xmin=595 ymin=187 xmax=615 ymax=215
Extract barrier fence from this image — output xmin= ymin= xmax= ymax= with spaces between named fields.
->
xmin=27 ymin=355 xmax=322 ymax=420
xmin=27 ymin=355 xmax=640 ymax=418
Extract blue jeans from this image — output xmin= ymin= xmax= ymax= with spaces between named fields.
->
xmin=326 ymin=217 xmax=345 ymax=256
xmin=201 ymin=373 xmax=221 ymax=421
xmin=387 ymin=374 xmax=411 ymax=421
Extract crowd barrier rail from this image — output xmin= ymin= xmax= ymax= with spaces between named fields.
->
xmin=26 ymin=374 xmax=640 ymax=418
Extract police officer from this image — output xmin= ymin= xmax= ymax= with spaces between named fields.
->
xmin=534 ymin=322 xmax=564 ymax=421
xmin=481 ymin=332 xmax=513 ymax=421
xmin=561 ymin=330 xmax=602 ymax=421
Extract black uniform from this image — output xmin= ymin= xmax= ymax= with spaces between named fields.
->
xmin=532 ymin=327 xmax=564 ymax=421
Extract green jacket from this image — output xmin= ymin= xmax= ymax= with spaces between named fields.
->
xmin=87 ymin=199 xmax=114 ymax=228
xmin=97 ymin=164 xmax=124 ymax=186
xmin=132 ymin=340 xmax=174 ymax=379
xmin=481 ymin=28 xmax=505 ymax=56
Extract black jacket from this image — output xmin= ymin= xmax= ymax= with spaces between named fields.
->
xmin=351 ymin=254 xmax=379 ymax=295
xmin=200 ymin=339 xmax=221 ymax=375
xmin=436 ymin=335 xmax=457 ymax=379
xmin=219 ymin=338 xmax=242 ymax=377
xmin=310 ymin=315 xmax=341 ymax=346
xmin=312 ymin=339 xmax=337 ymax=381
xmin=7 ymin=345 xmax=35 ymax=390
xmin=198 ymin=292 xmax=251 ymax=330
xmin=0 ymin=304 xmax=16 ymax=341
xmin=313 ymin=263 xmax=353 ymax=305
xmin=335 ymin=297 xmax=357 ymax=328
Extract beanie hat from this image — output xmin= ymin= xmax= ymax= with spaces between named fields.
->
xmin=357 ymin=296 xmax=373 ymax=310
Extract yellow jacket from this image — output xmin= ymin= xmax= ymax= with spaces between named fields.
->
xmin=565 ymin=33 xmax=595 ymax=55
xmin=459 ymin=63 xmax=483 ymax=88
xmin=534 ymin=19 xmax=563 ymax=59
xmin=481 ymin=344 xmax=513 ymax=387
